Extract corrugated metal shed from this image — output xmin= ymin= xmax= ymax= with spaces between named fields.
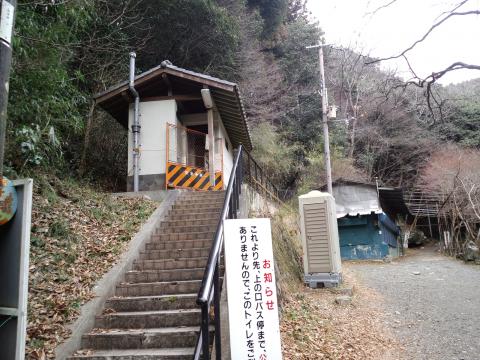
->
xmin=318 ymin=180 xmax=401 ymax=260
xmin=93 ymin=62 xmax=252 ymax=150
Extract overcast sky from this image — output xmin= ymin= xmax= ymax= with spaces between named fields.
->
xmin=306 ymin=0 xmax=480 ymax=84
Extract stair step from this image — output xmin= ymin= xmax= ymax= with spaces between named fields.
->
xmin=138 ymin=248 xmax=210 ymax=261
xmin=159 ymin=218 xmax=219 ymax=228
xmin=116 ymin=280 xmax=202 ymax=297
xmin=150 ymin=231 xmax=215 ymax=242
xmin=125 ymin=267 xmax=223 ymax=283
xmin=81 ymin=326 xmax=212 ymax=350
xmin=133 ymin=258 xmax=209 ymax=271
xmin=174 ymin=198 xmax=224 ymax=206
xmin=69 ymin=348 xmax=194 ymax=360
xmin=96 ymin=309 xmax=201 ymax=329
xmin=172 ymin=204 xmax=223 ymax=211
xmin=155 ymin=224 xmax=216 ymax=234
xmin=168 ymin=207 xmax=220 ymax=215
xmin=179 ymin=191 xmax=225 ymax=199
xmin=125 ymin=268 xmax=205 ymax=283
xmin=105 ymin=294 xmax=198 ymax=312
xmin=145 ymin=239 xmax=212 ymax=251
xmin=169 ymin=212 xmax=221 ymax=221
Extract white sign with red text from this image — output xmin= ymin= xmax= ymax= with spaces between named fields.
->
xmin=224 ymin=218 xmax=283 ymax=360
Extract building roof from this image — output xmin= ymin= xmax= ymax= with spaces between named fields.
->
xmin=318 ymin=179 xmax=381 ymax=218
xmin=319 ymin=178 xmax=375 ymax=191
xmin=321 ymin=179 xmax=442 ymax=220
xmin=378 ymin=187 xmax=411 ymax=218
xmin=331 ymin=182 xmax=383 ymax=218
xmin=94 ymin=62 xmax=252 ymax=150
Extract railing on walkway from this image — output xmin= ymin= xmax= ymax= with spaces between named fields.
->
xmin=240 ymin=148 xmax=282 ymax=204
xmin=192 ymin=145 xmax=282 ymax=360
xmin=193 ymin=145 xmax=244 ymax=360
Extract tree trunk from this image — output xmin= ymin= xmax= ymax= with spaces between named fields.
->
xmin=79 ymin=101 xmax=96 ymax=177
xmin=348 ymin=116 xmax=357 ymax=158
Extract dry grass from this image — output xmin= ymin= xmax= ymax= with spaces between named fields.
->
xmin=253 ymin=202 xmax=402 ymax=359
xmin=271 ymin=206 xmax=304 ymax=300
xmin=26 ymin=175 xmax=157 ymax=359
xmin=280 ymin=265 xmax=404 ymax=360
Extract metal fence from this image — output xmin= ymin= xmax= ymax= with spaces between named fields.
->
xmin=240 ymin=148 xmax=282 ymax=203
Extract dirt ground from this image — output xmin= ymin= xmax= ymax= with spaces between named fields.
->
xmin=350 ymin=245 xmax=480 ymax=360
xmin=280 ymin=267 xmax=404 ymax=360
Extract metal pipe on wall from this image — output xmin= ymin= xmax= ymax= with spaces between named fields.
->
xmin=129 ymin=52 xmax=140 ymax=192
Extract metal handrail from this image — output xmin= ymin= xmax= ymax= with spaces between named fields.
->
xmin=193 ymin=145 xmax=244 ymax=360
xmin=241 ymin=147 xmax=282 ymax=203
xmin=192 ymin=144 xmax=285 ymax=359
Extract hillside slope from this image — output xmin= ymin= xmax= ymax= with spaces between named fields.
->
xmin=27 ymin=175 xmax=156 ymax=359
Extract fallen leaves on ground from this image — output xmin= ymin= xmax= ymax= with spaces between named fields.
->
xmin=280 ymin=265 xmax=403 ymax=360
xmin=26 ymin=176 xmax=156 ymax=359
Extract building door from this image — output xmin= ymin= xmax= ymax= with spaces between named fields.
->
xmin=166 ymin=123 xmax=223 ymax=191
xmin=186 ymin=125 xmax=208 ymax=168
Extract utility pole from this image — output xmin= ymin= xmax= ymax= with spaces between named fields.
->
xmin=0 ymin=0 xmax=16 ymax=179
xmin=306 ymin=42 xmax=333 ymax=194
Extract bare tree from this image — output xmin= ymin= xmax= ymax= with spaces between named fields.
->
xmin=419 ymin=145 xmax=480 ymax=255
xmin=366 ymin=0 xmax=480 ymax=121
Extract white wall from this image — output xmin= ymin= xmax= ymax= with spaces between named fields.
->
xmin=215 ymin=111 xmax=234 ymax=186
xmin=217 ymin=127 xmax=233 ymax=186
xmin=128 ymin=100 xmax=177 ymax=176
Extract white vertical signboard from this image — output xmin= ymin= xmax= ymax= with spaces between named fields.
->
xmin=0 ymin=1 xmax=15 ymax=44
xmin=224 ymin=218 xmax=283 ymax=360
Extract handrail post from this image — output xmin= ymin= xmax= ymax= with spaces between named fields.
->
xmin=214 ymin=260 xmax=221 ymax=359
xmin=253 ymin=161 xmax=258 ymax=190
xmin=233 ymin=179 xmax=238 ymax=218
xmin=239 ymin=153 xmax=244 ymax=194
xmin=194 ymin=145 xmax=285 ymax=360
xmin=247 ymin=153 xmax=251 ymax=186
xmin=231 ymin=179 xmax=236 ymax=218
xmin=260 ymin=170 xmax=265 ymax=198
xmin=201 ymin=304 xmax=210 ymax=359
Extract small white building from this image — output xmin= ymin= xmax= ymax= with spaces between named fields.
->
xmin=94 ymin=61 xmax=252 ymax=192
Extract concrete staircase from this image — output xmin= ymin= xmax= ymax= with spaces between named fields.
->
xmin=69 ymin=190 xmax=225 ymax=360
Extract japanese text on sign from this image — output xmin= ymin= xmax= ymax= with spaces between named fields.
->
xmin=224 ymin=218 xmax=283 ymax=360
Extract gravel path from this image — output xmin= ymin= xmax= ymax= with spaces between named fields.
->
xmin=349 ymin=246 xmax=480 ymax=360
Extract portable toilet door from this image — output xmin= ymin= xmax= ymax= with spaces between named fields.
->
xmin=298 ymin=190 xmax=342 ymax=287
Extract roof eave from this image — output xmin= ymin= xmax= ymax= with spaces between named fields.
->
xmin=94 ymin=65 xmax=236 ymax=105
xmin=92 ymin=63 xmax=252 ymax=150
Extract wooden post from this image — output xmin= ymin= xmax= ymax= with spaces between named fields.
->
xmin=427 ymin=203 xmax=433 ymax=238
xmin=79 ymin=101 xmax=96 ymax=177
xmin=318 ymin=45 xmax=333 ymax=195
xmin=181 ymin=127 xmax=187 ymax=165
xmin=207 ymin=108 xmax=215 ymax=187
xmin=165 ymin=123 xmax=170 ymax=190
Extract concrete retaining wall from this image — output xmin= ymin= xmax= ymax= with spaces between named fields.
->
xmin=216 ymin=185 xmax=278 ymax=359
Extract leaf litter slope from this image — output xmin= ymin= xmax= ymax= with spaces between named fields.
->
xmin=26 ymin=176 xmax=156 ymax=359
